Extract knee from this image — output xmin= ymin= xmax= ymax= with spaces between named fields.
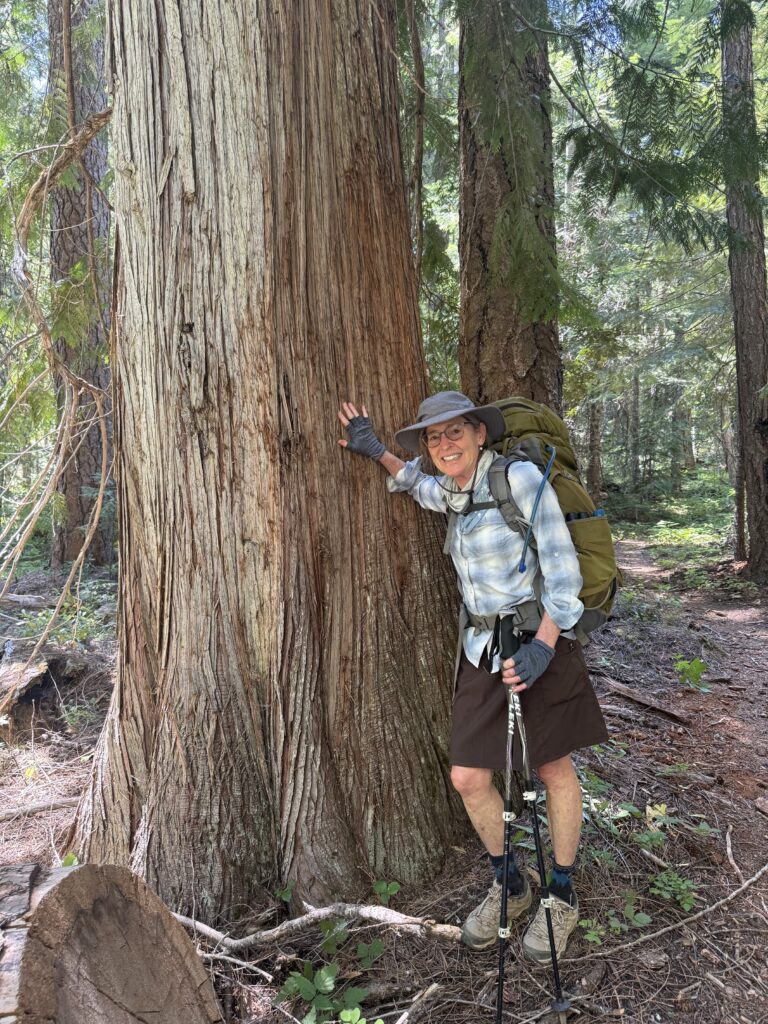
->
xmin=451 ymin=766 xmax=492 ymax=802
xmin=537 ymin=755 xmax=576 ymax=791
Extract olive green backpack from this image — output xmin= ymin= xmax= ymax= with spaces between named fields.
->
xmin=450 ymin=396 xmax=621 ymax=643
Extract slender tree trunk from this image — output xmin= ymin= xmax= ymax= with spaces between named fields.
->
xmin=721 ymin=0 xmax=768 ymax=579
xmin=48 ymin=0 xmax=112 ymax=566
xmin=75 ymin=0 xmax=458 ymax=920
xmin=586 ymin=399 xmax=604 ymax=501
xmin=458 ymin=0 xmax=561 ymax=409
xmin=629 ymin=372 xmax=641 ymax=490
xmin=682 ymin=405 xmax=696 ymax=471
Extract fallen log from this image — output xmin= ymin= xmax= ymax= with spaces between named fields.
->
xmin=0 ymin=796 xmax=79 ymax=822
xmin=598 ymin=678 xmax=691 ymax=724
xmin=0 ymin=862 xmax=223 ymax=1023
xmin=0 ymin=661 xmax=48 ymax=719
xmin=0 ymin=595 xmax=55 ymax=611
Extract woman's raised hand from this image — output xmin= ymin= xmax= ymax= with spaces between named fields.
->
xmin=337 ymin=402 xmax=386 ymax=461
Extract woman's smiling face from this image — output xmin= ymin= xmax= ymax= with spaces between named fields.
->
xmin=423 ymin=416 xmax=487 ymax=487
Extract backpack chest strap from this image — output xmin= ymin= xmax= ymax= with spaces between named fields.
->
xmin=442 ymin=459 xmax=531 ymax=555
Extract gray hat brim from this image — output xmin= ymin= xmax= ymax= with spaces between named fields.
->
xmin=394 ymin=401 xmax=506 ymax=454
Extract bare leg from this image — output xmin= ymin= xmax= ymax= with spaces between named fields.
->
xmin=450 ymin=766 xmax=504 ymax=856
xmin=537 ymin=754 xmax=582 ymax=865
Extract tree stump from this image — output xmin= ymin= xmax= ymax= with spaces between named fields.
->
xmin=0 ymin=863 xmax=223 ymax=1023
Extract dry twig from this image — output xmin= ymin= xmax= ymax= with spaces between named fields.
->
xmin=174 ymin=902 xmax=462 ymax=952
xmin=725 ymin=824 xmax=745 ymax=884
xmin=394 ymin=982 xmax=440 ymax=1023
xmin=564 ymin=858 xmax=768 ymax=962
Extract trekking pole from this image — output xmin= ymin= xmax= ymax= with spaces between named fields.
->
xmin=495 ymin=627 xmax=520 ymax=1024
xmin=499 ymin=618 xmax=571 ymax=1024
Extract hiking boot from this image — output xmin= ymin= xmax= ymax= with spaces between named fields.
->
xmin=461 ymin=877 xmax=532 ymax=950
xmin=522 ymin=893 xmax=579 ymax=966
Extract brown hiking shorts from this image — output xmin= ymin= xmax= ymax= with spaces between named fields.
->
xmin=449 ymin=636 xmax=608 ymax=771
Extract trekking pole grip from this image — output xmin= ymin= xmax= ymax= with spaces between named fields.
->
xmin=499 ymin=615 xmax=521 ymax=662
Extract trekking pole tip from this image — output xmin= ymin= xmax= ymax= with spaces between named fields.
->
xmin=552 ymin=995 xmax=571 ymax=1021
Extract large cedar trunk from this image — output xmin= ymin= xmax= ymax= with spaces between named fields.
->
xmin=48 ymin=0 xmax=112 ymax=566
xmin=721 ymin=1 xmax=768 ymax=579
xmin=75 ymin=0 xmax=459 ymax=919
xmin=458 ymin=0 xmax=561 ymax=409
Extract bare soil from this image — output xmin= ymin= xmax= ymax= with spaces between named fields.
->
xmin=1 ymin=543 xmax=767 ymax=1024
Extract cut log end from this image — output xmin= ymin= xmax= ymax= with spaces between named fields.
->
xmin=0 ymin=863 xmax=223 ymax=1024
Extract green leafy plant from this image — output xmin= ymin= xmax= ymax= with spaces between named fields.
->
xmin=687 ymin=817 xmax=719 ymax=838
xmin=578 ymin=918 xmax=606 ymax=944
xmin=356 ymin=937 xmax=384 ymax=970
xmin=276 ymin=962 xmax=339 ymax=1023
xmin=339 ymin=1010 xmax=383 ymax=1024
xmin=621 ymin=891 xmax=652 ymax=929
xmin=372 ymin=880 xmax=400 ymax=906
xmin=319 ymin=919 xmax=350 ymax=956
xmin=276 ymin=954 xmax=373 ymax=1024
xmin=674 ymin=656 xmax=709 ymax=691
xmin=275 ymin=879 xmax=296 ymax=903
xmin=633 ymin=829 xmax=667 ymax=850
xmin=650 ymin=870 xmax=698 ymax=912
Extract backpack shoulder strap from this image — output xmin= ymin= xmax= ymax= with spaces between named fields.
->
xmin=488 ymin=455 xmax=531 ymax=541
xmin=443 ymin=509 xmax=457 ymax=555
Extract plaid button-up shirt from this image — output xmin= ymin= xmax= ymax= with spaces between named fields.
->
xmin=387 ymin=455 xmax=583 ymax=670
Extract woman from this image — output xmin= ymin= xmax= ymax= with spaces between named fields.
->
xmin=338 ymin=391 xmax=607 ymax=964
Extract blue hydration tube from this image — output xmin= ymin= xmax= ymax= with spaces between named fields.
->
xmin=518 ymin=444 xmax=556 ymax=573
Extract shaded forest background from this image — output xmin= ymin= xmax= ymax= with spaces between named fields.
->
xmin=1 ymin=0 xmax=766 ymax=594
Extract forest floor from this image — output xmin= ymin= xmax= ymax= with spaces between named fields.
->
xmin=0 ymin=539 xmax=766 ymax=1024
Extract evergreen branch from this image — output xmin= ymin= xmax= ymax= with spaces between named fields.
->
xmin=10 ymin=107 xmax=111 ymax=388
xmin=494 ymin=7 xmax=725 ymax=245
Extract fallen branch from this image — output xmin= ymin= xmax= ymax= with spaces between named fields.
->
xmin=564 ymin=857 xmax=768 ymax=962
xmin=638 ymin=847 xmax=670 ymax=870
xmin=598 ymin=678 xmax=690 ymax=724
xmin=174 ymin=902 xmax=461 ymax=952
xmin=0 ymin=797 xmax=79 ymax=822
xmin=394 ymin=982 xmax=440 ymax=1023
xmin=0 ymin=594 xmax=56 ymax=610
xmin=725 ymin=824 xmax=744 ymax=884
xmin=198 ymin=950 xmax=273 ymax=982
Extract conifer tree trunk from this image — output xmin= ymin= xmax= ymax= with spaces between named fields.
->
xmin=586 ymin=399 xmax=604 ymax=501
xmin=48 ymin=0 xmax=112 ymax=566
xmin=721 ymin=0 xmax=768 ymax=579
xmin=681 ymin=405 xmax=696 ymax=471
xmin=629 ymin=372 xmax=641 ymax=490
xmin=75 ymin=0 xmax=458 ymax=919
xmin=458 ymin=0 xmax=561 ymax=409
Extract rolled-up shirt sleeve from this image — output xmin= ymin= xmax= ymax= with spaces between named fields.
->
xmin=386 ymin=457 xmax=448 ymax=512
xmin=507 ymin=463 xmax=583 ymax=631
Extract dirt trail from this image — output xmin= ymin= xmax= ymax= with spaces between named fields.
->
xmin=614 ymin=539 xmax=768 ymax=811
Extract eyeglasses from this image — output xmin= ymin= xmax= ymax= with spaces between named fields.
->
xmin=421 ymin=421 xmax=470 ymax=448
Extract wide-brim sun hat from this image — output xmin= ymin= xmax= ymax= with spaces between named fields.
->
xmin=394 ymin=391 xmax=506 ymax=453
